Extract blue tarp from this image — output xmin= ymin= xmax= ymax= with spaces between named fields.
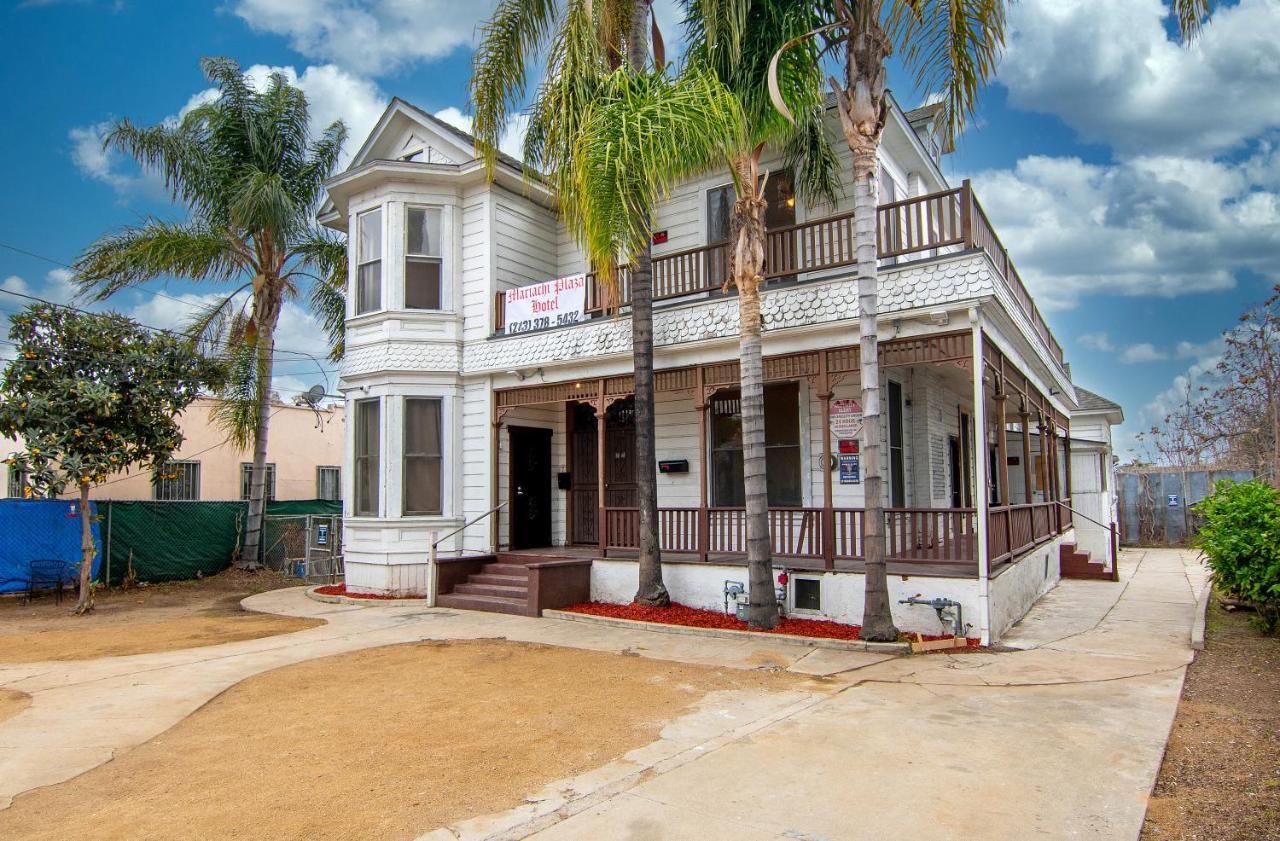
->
xmin=0 ymin=499 xmax=102 ymax=593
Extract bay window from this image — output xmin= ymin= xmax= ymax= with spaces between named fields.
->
xmin=354 ymin=399 xmax=380 ymax=515
xmin=356 ymin=208 xmax=382 ymax=314
xmin=405 ymin=206 xmax=443 ymax=309
xmin=403 ymin=397 xmax=443 ymax=515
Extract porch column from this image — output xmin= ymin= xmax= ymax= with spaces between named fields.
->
xmin=596 ymin=380 xmax=607 ymax=558
xmin=1019 ymin=405 xmax=1033 ymax=503
xmin=818 ymin=350 xmax=835 ymax=570
xmin=970 ymin=316 xmax=991 ymax=645
xmin=694 ymin=366 xmax=710 ymax=563
xmin=994 ymin=389 xmax=1013 ymax=556
xmin=1063 ymin=428 xmax=1073 ymax=501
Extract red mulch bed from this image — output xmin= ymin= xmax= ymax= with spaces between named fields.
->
xmin=564 ymin=601 xmax=981 ymax=647
xmin=313 ymin=584 xmax=423 ymax=601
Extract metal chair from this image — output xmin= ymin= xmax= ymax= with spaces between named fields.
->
xmin=28 ymin=560 xmax=75 ymax=605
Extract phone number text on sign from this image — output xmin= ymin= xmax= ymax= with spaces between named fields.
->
xmin=504 ymin=273 xmax=587 ymax=336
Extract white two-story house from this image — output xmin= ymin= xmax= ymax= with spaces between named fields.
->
xmin=319 ymin=95 xmax=1117 ymax=644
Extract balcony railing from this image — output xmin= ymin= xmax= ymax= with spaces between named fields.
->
xmin=492 ymin=181 xmax=1064 ymax=366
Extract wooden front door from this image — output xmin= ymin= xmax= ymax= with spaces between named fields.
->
xmin=566 ymin=399 xmax=637 ymax=544
xmin=509 ymin=426 xmax=552 ymax=550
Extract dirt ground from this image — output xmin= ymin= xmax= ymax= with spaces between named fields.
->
xmin=1142 ymin=600 xmax=1280 ymax=840
xmin=0 ymin=639 xmax=812 ymax=841
xmin=0 ymin=688 xmax=29 ymax=724
xmin=0 ymin=569 xmax=321 ymax=663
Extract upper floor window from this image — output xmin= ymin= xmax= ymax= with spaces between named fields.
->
xmin=706 ymin=171 xmax=796 ymax=284
xmin=356 ymin=208 xmax=382 ymax=314
xmin=240 ymin=463 xmax=277 ymax=501
xmin=405 ymin=207 xmax=443 ymax=310
xmin=5 ymin=467 xmax=28 ymax=499
xmin=154 ymin=460 xmax=201 ymax=501
xmin=316 ymin=466 xmax=341 ymax=501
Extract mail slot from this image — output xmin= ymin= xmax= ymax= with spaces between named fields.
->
xmin=658 ymin=460 xmax=689 ymax=474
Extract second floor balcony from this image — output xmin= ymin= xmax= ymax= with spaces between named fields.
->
xmin=492 ymin=181 xmax=1063 ymax=369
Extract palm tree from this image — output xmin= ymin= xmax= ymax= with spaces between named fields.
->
xmin=74 ymin=57 xmax=349 ymax=567
xmin=472 ymin=0 xmax=679 ymax=605
xmin=769 ymin=0 xmax=1214 ymax=640
xmin=682 ymin=0 xmax=840 ymax=628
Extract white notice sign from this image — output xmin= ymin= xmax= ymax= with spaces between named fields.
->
xmin=830 ymin=398 xmax=864 ymax=440
xmin=504 ymin=274 xmax=587 ymax=335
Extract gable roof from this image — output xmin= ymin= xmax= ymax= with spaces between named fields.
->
xmin=1073 ymin=386 xmax=1124 ymax=420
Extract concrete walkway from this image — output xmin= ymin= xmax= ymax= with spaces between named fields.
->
xmin=0 ymin=548 xmax=1206 ymax=841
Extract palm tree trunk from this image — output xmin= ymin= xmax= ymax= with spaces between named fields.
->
xmin=853 ymin=169 xmax=896 ymax=641
xmin=731 ymin=159 xmax=778 ymax=629
xmin=628 ymin=0 xmax=669 ymax=607
xmin=239 ymin=315 xmax=278 ymax=569
xmin=74 ymin=481 xmax=94 ymax=615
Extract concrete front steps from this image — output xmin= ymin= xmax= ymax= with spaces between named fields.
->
xmin=435 ymin=552 xmax=592 ymax=616
xmin=1059 ymin=542 xmax=1113 ymax=580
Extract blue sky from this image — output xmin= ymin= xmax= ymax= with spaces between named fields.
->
xmin=1 ymin=0 xmax=1278 ymax=458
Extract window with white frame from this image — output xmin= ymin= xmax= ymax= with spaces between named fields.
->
xmin=405 ymin=206 xmax=443 ymax=309
xmin=403 ymin=397 xmax=443 ymax=515
xmin=240 ymin=463 xmax=276 ymax=501
xmin=316 ymin=466 xmax=341 ymax=501
xmin=153 ymin=460 xmax=201 ymax=501
xmin=356 ymin=207 xmax=382 ymax=314
xmin=354 ymin=399 xmax=380 ymax=516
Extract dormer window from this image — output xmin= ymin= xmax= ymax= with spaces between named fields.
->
xmin=405 ymin=206 xmax=443 ymax=309
xmin=356 ymin=207 xmax=382 ymax=314
xmin=400 ymin=149 xmax=424 ymax=163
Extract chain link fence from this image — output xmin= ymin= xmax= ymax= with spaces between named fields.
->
xmin=262 ymin=514 xmax=343 ymax=583
xmin=100 ymin=499 xmax=342 ymax=585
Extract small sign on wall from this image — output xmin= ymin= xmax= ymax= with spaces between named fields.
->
xmin=1167 ymin=494 xmax=1180 ymax=507
xmin=838 ymin=453 xmax=861 ymax=484
xmin=830 ymin=398 xmax=863 ymax=440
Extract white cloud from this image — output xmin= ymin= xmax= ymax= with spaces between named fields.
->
xmin=231 ymin=0 xmax=486 ymax=76
xmin=71 ymin=62 xmax=388 ymax=193
xmin=1079 ymin=332 xmax=1115 ymax=352
xmin=1 ymin=276 xmax=30 ymax=296
xmin=1119 ymin=343 xmax=1169 ymax=364
xmin=999 ymin=0 xmax=1280 ymax=155
xmin=966 ymin=153 xmax=1280 ymax=308
xmin=1175 ymin=337 xmax=1225 ymax=360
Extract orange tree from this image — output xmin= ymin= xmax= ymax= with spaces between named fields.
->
xmin=0 ymin=305 xmax=221 ymax=614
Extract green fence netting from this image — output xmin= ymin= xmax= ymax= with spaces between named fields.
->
xmin=99 ymin=499 xmax=343 ymax=585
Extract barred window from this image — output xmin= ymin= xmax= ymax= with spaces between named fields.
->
xmin=316 ymin=466 xmax=341 ymax=501
xmin=153 ymin=460 xmax=201 ymax=501
xmin=240 ymin=463 xmax=276 ymax=501
xmin=6 ymin=467 xmax=28 ymax=499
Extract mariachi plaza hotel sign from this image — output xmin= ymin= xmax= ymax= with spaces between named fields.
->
xmin=504 ymin=273 xmax=587 ymax=335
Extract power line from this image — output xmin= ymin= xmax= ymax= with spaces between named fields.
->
xmin=0 ymin=239 xmax=339 ymax=361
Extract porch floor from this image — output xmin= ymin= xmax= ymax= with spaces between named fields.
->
xmin=500 ymin=545 xmax=978 ymax=579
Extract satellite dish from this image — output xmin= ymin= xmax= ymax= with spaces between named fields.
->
xmin=303 ymin=384 xmax=325 ymax=407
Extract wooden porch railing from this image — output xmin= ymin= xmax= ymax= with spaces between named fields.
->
xmin=601 ymin=505 xmax=983 ymax=571
xmin=492 ymin=181 xmax=1064 ymax=366
xmin=987 ymin=500 xmax=1070 ymax=567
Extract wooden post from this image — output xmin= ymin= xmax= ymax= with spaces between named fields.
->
xmin=596 ymin=379 xmax=607 ymax=559
xmin=960 ymin=179 xmax=973 ymax=248
xmin=994 ymin=389 xmax=1013 ymax=557
xmin=818 ymin=350 xmax=835 ymax=570
xmin=1019 ymin=405 xmax=1033 ymax=504
xmin=695 ymin=366 xmax=710 ymax=563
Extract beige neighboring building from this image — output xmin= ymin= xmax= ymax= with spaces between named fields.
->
xmin=2 ymin=398 xmax=345 ymax=502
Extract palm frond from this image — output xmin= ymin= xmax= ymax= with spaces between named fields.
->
xmin=1172 ymin=0 xmax=1213 ymax=40
xmin=570 ymin=67 xmax=746 ymax=287
xmin=471 ymin=0 xmax=562 ymax=173
xmin=292 ymin=231 xmax=349 ymax=362
xmin=887 ymin=0 xmax=1006 ymax=145
xmin=74 ymin=221 xmax=248 ymax=300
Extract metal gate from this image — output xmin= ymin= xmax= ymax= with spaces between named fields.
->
xmin=262 ymin=514 xmax=344 ymax=583
xmin=1117 ymin=468 xmax=1253 ymax=546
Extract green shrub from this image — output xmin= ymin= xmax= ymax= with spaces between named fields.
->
xmin=1194 ymin=479 xmax=1280 ymax=633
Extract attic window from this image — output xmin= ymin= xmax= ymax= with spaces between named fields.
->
xmin=401 ymin=149 xmax=424 ymax=163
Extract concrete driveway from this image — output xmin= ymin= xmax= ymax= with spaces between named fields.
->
xmin=0 ymin=548 xmax=1205 ymax=840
